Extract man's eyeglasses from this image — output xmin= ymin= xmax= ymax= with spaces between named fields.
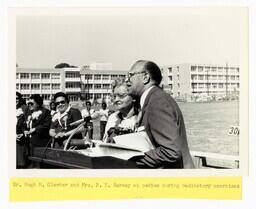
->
xmin=55 ymin=100 xmax=66 ymax=106
xmin=127 ymin=71 xmax=146 ymax=79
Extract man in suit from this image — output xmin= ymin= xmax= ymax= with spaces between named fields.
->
xmin=126 ymin=60 xmax=194 ymax=168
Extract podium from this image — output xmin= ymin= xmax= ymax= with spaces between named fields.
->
xmin=29 ymin=147 xmax=138 ymax=169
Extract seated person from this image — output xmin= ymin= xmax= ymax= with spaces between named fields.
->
xmin=49 ymin=92 xmax=84 ymax=148
xmin=103 ymin=78 xmax=140 ymax=143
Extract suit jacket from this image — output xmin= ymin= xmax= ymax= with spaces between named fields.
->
xmin=138 ymin=86 xmax=195 ymax=168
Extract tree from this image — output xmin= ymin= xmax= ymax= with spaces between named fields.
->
xmin=54 ymin=63 xmax=77 ymax=68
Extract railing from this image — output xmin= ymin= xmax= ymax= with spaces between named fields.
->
xmin=190 ymin=151 xmax=239 ymax=169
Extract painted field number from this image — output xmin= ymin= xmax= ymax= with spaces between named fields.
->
xmin=228 ymin=126 xmax=239 ymax=136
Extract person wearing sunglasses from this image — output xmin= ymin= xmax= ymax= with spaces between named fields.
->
xmin=102 ymin=77 xmax=140 ymax=143
xmin=126 ymin=60 xmax=194 ymax=169
xmin=25 ymin=94 xmax=51 ymax=161
xmin=49 ymin=92 xmax=83 ymax=148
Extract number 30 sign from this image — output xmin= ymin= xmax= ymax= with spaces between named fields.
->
xmin=228 ymin=126 xmax=240 ymax=136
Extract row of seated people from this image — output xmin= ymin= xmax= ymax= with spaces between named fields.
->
xmin=16 ymin=77 xmax=139 ymax=168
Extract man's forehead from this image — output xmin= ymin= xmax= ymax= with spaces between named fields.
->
xmin=130 ymin=62 xmax=145 ymax=72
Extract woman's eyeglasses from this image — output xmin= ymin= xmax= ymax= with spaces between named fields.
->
xmin=55 ymin=100 xmax=66 ymax=106
xmin=113 ymin=93 xmax=128 ymax=99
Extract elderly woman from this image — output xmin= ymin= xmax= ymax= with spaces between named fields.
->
xmin=25 ymin=94 xmax=51 ymax=155
xmin=103 ymin=78 xmax=140 ymax=143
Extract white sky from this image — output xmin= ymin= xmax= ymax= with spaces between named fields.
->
xmin=16 ymin=8 xmax=247 ymax=70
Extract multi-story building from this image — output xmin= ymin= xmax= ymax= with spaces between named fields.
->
xmin=16 ymin=66 xmax=127 ymax=104
xmin=80 ymin=66 xmax=126 ymax=104
xmin=161 ymin=63 xmax=239 ymax=101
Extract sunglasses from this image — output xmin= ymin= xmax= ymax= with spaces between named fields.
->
xmin=27 ymin=102 xmax=35 ymax=106
xmin=55 ymin=100 xmax=66 ymax=106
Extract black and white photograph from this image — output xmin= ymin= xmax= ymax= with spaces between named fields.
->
xmin=13 ymin=7 xmax=248 ymax=170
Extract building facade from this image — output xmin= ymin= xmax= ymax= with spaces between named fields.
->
xmin=16 ymin=67 xmax=126 ymax=104
xmin=161 ymin=63 xmax=240 ymax=101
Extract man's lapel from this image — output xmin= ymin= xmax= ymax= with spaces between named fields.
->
xmin=139 ymin=86 xmax=158 ymax=126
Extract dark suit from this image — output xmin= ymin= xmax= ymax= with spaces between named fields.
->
xmin=138 ymin=86 xmax=194 ymax=168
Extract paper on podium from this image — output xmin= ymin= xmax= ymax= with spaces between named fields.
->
xmin=75 ymin=130 xmax=154 ymax=160
xmin=112 ymin=131 xmax=154 ymax=152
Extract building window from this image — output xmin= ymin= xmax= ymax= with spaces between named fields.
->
xmin=103 ymin=75 xmax=109 ymax=80
xmin=31 ymin=73 xmax=40 ymax=79
xmin=211 ymin=67 xmax=217 ymax=72
xmin=84 ymin=84 xmax=93 ymax=89
xmin=169 ymin=84 xmax=173 ymax=90
xmin=85 ymin=74 xmax=92 ymax=80
xmin=42 ymin=94 xmax=51 ymax=101
xmin=89 ymin=94 xmax=93 ymax=99
xmin=191 ymin=75 xmax=197 ymax=81
xmin=31 ymin=84 xmax=40 ymax=90
xmin=94 ymin=75 xmax=101 ymax=80
xmin=65 ymin=83 xmax=80 ymax=88
xmin=191 ymin=66 xmax=196 ymax=72
xmin=177 ymin=75 xmax=179 ymax=80
xmin=42 ymin=84 xmax=51 ymax=90
xmin=218 ymin=83 xmax=223 ymax=88
xmin=20 ymin=84 xmax=30 ymax=90
xmin=16 ymin=84 xmax=19 ymax=90
xmin=23 ymin=94 xmax=30 ymax=100
xmin=103 ymin=84 xmax=110 ymax=89
xmin=52 ymin=84 xmax=60 ymax=90
xmin=211 ymin=75 xmax=217 ymax=80
xmin=218 ymin=67 xmax=223 ymax=73
xmin=94 ymin=84 xmax=101 ymax=89
xmin=231 ymin=76 xmax=236 ymax=80
xmin=119 ymin=75 xmax=126 ymax=79
xmin=198 ymin=84 xmax=204 ymax=89
xmin=198 ymin=66 xmax=203 ymax=72
xmin=95 ymin=93 xmax=101 ymax=100
xmin=111 ymin=75 xmax=118 ymax=80
xmin=198 ymin=75 xmax=204 ymax=80
xmin=41 ymin=73 xmax=50 ymax=79
xmin=20 ymin=73 xmax=29 ymax=79
xmin=169 ymin=76 xmax=172 ymax=81
xmin=16 ymin=73 xmax=19 ymax=79
xmin=51 ymin=73 xmax=60 ymax=79
xmin=168 ymin=67 xmax=172 ymax=73
xmin=212 ymin=83 xmax=217 ymax=89
xmin=218 ymin=75 xmax=223 ymax=80
xmin=66 ymin=72 xmax=80 ymax=78
xmin=236 ymin=68 xmax=239 ymax=73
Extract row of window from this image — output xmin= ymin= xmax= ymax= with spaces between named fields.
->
xmin=191 ymin=75 xmax=239 ymax=81
xmin=83 ymin=84 xmax=111 ymax=89
xmin=16 ymin=83 xmax=61 ymax=90
xmin=84 ymin=74 xmax=126 ymax=80
xmin=191 ymin=66 xmax=239 ymax=73
xmin=17 ymin=73 xmax=60 ymax=80
xmin=192 ymin=83 xmax=239 ymax=89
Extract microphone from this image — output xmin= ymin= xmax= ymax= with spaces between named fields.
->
xmin=68 ymin=116 xmax=92 ymax=127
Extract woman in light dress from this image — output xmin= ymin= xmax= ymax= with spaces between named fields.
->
xmin=103 ymin=78 xmax=140 ymax=143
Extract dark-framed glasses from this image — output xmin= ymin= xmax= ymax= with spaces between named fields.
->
xmin=55 ymin=100 xmax=66 ymax=106
xmin=27 ymin=102 xmax=35 ymax=106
